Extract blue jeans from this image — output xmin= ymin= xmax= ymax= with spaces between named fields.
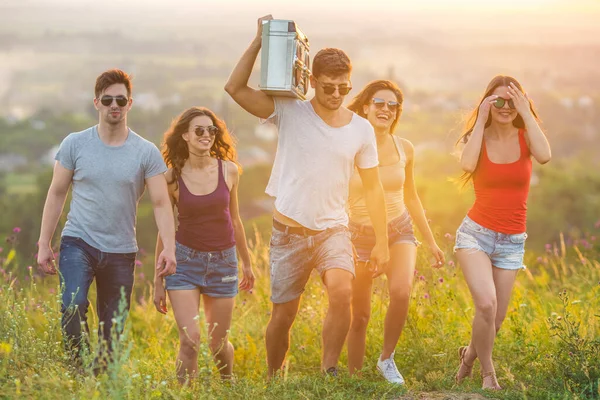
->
xmin=59 ymin=236 xmax=136 ymax=360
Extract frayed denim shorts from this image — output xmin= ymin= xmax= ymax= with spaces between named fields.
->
xmin=165 ymin=241 xmax=238 ymax=298
xmin=454 ymin=216 xmax=527 ymax=270
xmin=349 ymin=210 xmax=419 ymax=263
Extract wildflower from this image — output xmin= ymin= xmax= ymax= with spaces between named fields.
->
xmin=423 ymin=293 xmax=430 ymax=299
xmin=0 ymin=342 xmax=11 ymax=355
xmin=0 ymin=247 xmax=3 ymax=253
xmin=438 ymin=278 xmax=444 ymax=283
xmin=193 ymin=315 xmax=200 ymax=321
xmin=49 ymin=288 xmax=55 ymax=294
xmin=138 ymin=272 xmax=145 ymax=280
xmin=134 ymin=260 xmax=142 ymax=268
xmin=414 ymin=270 xmax=418 ymax=276
xmin=591 ymin=236 xmax=596 ymax=241
xmin=569 ymin=351 xmax=574 ymax=357
xmin=545 ymin=243 xmax=552 ymax=252
xmin=537 ymin=257 xmax=543 ymax=263
xmin=13 ymin=227 xmax=21 ymax=234
xmin=419 ymin=275 xmax=425 ymax=281
xmin=595 ymin=219 xmax=600 ymax=229
xmin=448 ymin=260 xmax=455 ymax=267
xmin=27 ymin=265 xmax=32 ymax=271
xmin=444 ymin=233 xmax=452 ymax=240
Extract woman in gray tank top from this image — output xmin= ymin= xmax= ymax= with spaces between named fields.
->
xmin=153 ymin=107 xmax=255 ymax=383
xmin=346 ymin=80 xmax=445 ymax=384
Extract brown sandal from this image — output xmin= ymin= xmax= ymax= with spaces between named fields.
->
xmin=455 ymin=346 xmax=474 ymax=383
xmin=481 ymin=370 xmax=502 ymax=390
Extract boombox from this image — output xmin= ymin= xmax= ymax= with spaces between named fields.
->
xmin=260 ymin=19 xmax=311 ymax=100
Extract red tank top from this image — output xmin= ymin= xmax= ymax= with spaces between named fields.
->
xmin=467 ymin=129 xmax=532 ymax=234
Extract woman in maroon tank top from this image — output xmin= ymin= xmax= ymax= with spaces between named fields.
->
xmin=454 ymin=76 xmax=551 ymax=390
xmin=153 ymin=107 xmax=255 ymax=383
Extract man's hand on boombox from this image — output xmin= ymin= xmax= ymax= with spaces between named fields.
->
xmin=256 ymin=15 xmax=274 ymax=40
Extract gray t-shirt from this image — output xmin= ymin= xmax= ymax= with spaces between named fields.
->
xmin=55 ymin=125 xmax=167 ymax=253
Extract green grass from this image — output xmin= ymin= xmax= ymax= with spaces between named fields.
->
xmin=0 ymin=230 xmax=598 ymax=399
xmin=4 ymin=173 xmax=38 ymax=195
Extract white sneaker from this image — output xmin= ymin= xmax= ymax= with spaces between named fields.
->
xmin=376 ymin=352 xmax=405 ymax=385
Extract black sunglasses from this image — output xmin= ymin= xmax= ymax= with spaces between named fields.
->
xmin=493 ymin=97 xmax=515 ymax=109
xmin=194 ymin=125 xmax=219 ymax=137
xmin=372 ymin=98 xmax=400 ymax=112
xmin=316 ymin=80 xmax=352 ymax=95
xmin=100 ymin=95 xmax=129 ymax=107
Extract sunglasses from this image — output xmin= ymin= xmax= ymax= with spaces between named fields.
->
xmin=493 ymin=97 xmax=515 ymax=109
xmin=194 ymin=125 xmax=219 ymax=137
xmin=372 ymin=98 xmax=400 ymax=112
xmin=316 ymin=80 xmax=352 ymax=95
xmin=100 ymin=95 xmax=129 ymax=107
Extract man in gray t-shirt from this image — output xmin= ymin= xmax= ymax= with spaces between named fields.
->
xmin=37 ymin=69 xmax=176 ymax=372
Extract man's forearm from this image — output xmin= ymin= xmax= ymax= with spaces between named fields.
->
xmin=38 ymin=190 xmax=68 ymax=245
xmin=365 ymin=185 xmax=388 ymax=243
xmin=154 ymin=204 xmax=175 ymax=251
xmin=224 ymin=37 xmax=261 ymax=94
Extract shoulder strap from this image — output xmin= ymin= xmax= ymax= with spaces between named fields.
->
xmin=393 ymin=135 xmax=406 ymax=162
xmin=518 ymin=129 xmax=530 ymax=157
xmin=221 ymin=159 xmax=229 ymax=187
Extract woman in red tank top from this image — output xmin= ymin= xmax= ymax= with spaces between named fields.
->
xmin=454 ymin=76 xmax=551 ymax=390
xmin=153 ymin=107 xmax=255 ymax=383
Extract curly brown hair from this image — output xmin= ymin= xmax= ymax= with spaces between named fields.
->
xmin=161 ymin=107 xmax=239 ymax=190
xmin=347 ymin=80 xmax=404 ymax=134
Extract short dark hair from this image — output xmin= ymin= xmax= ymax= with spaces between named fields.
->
xmin=312 ymin=48 xmax=352 ymax=79
xmin=94 ymin=69 xmax=133 ymax=98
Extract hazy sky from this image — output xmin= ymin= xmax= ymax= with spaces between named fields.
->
xmin=1 ymin=0 xmax=599 ymax=45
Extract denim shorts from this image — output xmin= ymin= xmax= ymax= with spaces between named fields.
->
xmin=165 ymin=241 xmax=238 ymax=298
xmin=269 ymin=224 xmax=354 ymax=304
xmin=349 ymin=210 xmax=419 ymax=263
xmin=453 ymin=216 xmax=528 ymax=270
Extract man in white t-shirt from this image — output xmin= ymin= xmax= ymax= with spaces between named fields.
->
xmin=225 ymin=15 xmax=389 ymax=377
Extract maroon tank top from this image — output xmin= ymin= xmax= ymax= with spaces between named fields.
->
xmin=175 ymin=159 xmax=235 ymax=251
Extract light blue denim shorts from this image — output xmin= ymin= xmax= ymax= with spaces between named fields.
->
xmin=269 ymin=225 xmax=354 ymax=304
xmin=453 ymin=216 xmax=527 ymax=270
xmin=165 ymin=241 xmax=238 ymax=298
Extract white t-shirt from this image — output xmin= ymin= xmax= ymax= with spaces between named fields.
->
xmin=264 ymin=98 xmax=378 ymax=230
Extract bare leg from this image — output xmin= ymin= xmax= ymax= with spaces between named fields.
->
xmin=347 ymin=262 xmax=373 ymax=375
xmin=203 ymin=295 xmax=235 ymax=379
xmin=168 ymin=289 xmax=201 ymax=384
xmin=321 ymin=268 xmax=353 ymax=371
xmin=456 ymin=249 xmax=500 ymax=389
xmin=492 ymin=266 xmax=518 ymax=334
xmin=265 ymin=298 xmax=301 ymax=378
xmin=381 ymin=243 xmax=417 ymax=360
